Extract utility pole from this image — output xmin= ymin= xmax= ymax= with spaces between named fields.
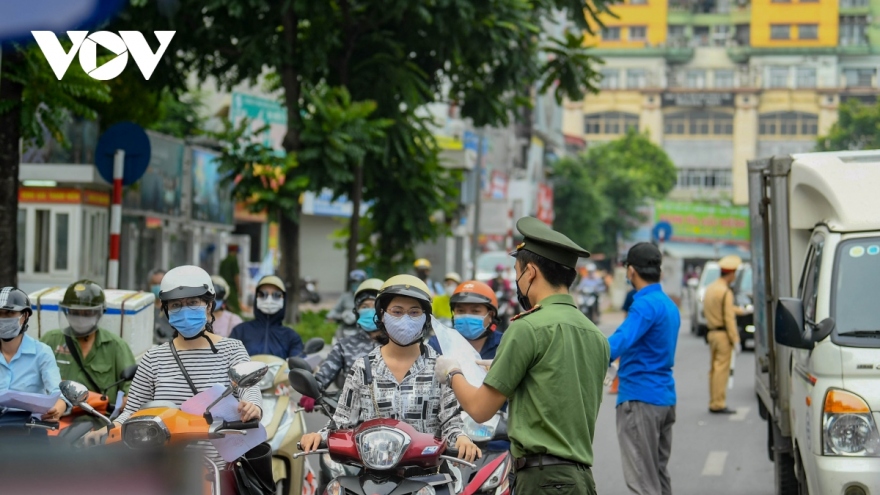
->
xmin=470 ymin=128 xmax=485 ymax=280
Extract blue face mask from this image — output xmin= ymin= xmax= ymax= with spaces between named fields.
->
xmin=454 ymin=314 xmax=489 ymax=340
xmin=357 ymin=308 xmax=378 ymax=332
xmin=151 ymin=285 xmax=162 ymax=297
xmin=168 ymin=307 xmax=208 ymax=338
xmin=215 ymin=298 xmax=224 ymax=309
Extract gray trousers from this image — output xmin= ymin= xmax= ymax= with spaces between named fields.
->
xmin=616 ymin=400 xmax=676 ymax=495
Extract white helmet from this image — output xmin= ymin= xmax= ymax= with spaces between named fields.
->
xmin=159 ymin=265 xmax=215 ymax=301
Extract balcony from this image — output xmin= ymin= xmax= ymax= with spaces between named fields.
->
xmin=590 ymin=45 xmax=695 ymax=64
xmin=669 ymin=0 xmax=733 ymax=14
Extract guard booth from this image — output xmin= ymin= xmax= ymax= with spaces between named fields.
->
xmin=16 ymin=163 xmax=111 ymax=294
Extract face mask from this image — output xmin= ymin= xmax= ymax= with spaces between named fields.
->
xmin=516 ymin=268 xmax=533 ymax=312
xmin=257 ymin=297 xmax=284 ymax=315
xmin=150 ymin=285 xmax=161 ymax=297
xmin=67 ymin=315 xmax=100 ymax=336
xmin=445 ymin=284 xmax=457 ymax=295
xmin=383 ymin=313 xmax=426 ymax=346
xmin=0 ymin=317 xmax=21 ymax=340
xmin=357 ymin=308 xmax=378 ymax=332
xmin=454 ymin=314 xmax=489 ymax=340
xmin=168 ymin=307 xmax=208 ymax=338
xmin=215 ymin=298 xmax=224 ymax=309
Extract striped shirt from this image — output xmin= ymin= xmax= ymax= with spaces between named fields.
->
xmin=116 ymin=338 xmax=262 ymax=464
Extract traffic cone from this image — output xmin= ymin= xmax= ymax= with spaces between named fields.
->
xmin=609 ymin=358 xmax=620 ymax=394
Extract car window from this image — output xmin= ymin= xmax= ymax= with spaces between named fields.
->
xmin=800 ymin=235 xmax=824 ymax=324
xmin=699 ymin=265 xmax=721 ymax=288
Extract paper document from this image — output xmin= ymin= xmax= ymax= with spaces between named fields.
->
xmin=0 ymin=390 xmax=61 ymax=415
xmin=214 ymin=423 xmax=268 ymax=462
xmin=180 ymin=384 xmax=240 ymax=422
xmin=431 ymin=316 xmax=486 ymax=388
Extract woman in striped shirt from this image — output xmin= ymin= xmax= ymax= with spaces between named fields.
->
xmin=84 ymin=266 xmax=262 ymax=461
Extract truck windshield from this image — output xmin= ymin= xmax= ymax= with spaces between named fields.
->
xmin=834 ymin=238 xmax=880 ymax=335
xmin=700 ymin=265 xmax=721 ymax=288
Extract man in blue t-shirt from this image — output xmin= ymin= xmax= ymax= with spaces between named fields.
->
xmin=607 ymin=243 xmax=680 ymax=495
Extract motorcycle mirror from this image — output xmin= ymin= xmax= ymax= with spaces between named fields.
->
xmin=287 ymin=357 xmax=313 ymax=372
xmin=303 ymin=337 xmax=325 ymax=355
xmin=229 ymin=361 xmax=269 ymax=389
xmin=60 ymin=380 xmax=90 ymax=405
xmin=288 ymin=368 xmax=322 ymax=400
xmin=119 ymin=364 xmax=138 ymax=381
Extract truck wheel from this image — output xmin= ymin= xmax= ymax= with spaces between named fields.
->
xmin=771 ymin=420 xmax=799 ymax=495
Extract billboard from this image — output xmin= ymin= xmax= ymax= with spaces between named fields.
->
xmin=229 ymin=92 xmax=287 ymax=152
xmin=654 ymin=201 xmax=749 ymax=244
xmin=191 ymin=148 xmax=234 ymax=225
xmin=123 ymin=133 xmax=184 ymax=216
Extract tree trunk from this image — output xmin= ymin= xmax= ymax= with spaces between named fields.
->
xmin=347 ymin=161 xmax=363 ymax=278
xmin=0 ymin=49 xmax=24 ymax=287
xmin=278 ymin=209 xmax=301 ymax=324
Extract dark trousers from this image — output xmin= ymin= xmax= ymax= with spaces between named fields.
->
xmin=616 ymin=400 xmax=675 ymax=495
xmin=515 ymin=464 xmax=596 ymax=494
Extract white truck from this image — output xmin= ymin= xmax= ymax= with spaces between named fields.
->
xmin=748 ymin=151 xmax=880 ymax=495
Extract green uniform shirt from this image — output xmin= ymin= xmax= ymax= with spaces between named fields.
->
xmin=483 ymin=293 xmax=610 ymax=466
xmin=41 ymin=328 xmax=136 ymax=400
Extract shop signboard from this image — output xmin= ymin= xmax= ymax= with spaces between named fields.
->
xmin=654 ymin=200 xmax=749 ymax=244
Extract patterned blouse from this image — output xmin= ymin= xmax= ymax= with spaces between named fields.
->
xmin=322 ymin=346 xmax=465 ymax=446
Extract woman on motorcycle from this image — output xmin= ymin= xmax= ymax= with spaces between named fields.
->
xmin=300 ymin=275 xmax=481 ymax=463
xmin=209 ymin=275 xmax=243 ymax=338
xmin=83 ymin=266 xmax=262 ymax=464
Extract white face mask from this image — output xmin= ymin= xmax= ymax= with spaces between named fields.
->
xmin=67 ymin=315 xmax=100 ymax=336
xmin=257 ymin=298 xmax=284 ymax=315
xmin=445 ymin=283 xmax=457 ymax=295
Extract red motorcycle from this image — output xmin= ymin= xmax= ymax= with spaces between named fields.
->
xmin=289 ymin=369 xmax=476 ymax=495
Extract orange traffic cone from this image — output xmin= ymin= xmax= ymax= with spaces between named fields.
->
xmin=609 ymin=358 xmax=620 ymax=394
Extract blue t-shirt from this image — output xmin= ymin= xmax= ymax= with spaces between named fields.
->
xmin=607 ymin=284 xmax=680 ymax=407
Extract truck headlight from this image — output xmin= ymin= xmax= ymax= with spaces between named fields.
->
xmin=356 ymin=427 xmax=411 ymax=470
xmin=122 ymin=416 xmax=170 ymax=448
xmin=823 ymin=389 xmax=880 ymax=457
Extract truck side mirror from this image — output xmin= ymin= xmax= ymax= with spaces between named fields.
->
xmin=813 ymin=317 xmax=835 ymax=343
xmin=775 ymin=298 xmax=813 ymax=349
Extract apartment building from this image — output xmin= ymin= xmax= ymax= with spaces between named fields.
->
xmin=563 ymin=0 xmax=880 ymax=205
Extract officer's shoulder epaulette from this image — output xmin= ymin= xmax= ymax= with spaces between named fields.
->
xmin=510 ymin=304 xmax=543 ymax=322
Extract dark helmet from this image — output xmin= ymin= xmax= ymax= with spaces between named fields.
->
xmin=0 ymin=287 xmax=33 ymax=315
xmin=60 ymin=280 xmax=106 ymax=311
xmin=349 ymin=269 xmax=367 ymax=284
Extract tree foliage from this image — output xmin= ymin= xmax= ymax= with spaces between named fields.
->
xmin=816 ymin=98 xmax=880 ymax=151
xmin=552 ymin=129 xmax=677 ymax=259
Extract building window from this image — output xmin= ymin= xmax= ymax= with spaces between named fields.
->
xmin=843 ymin=68 xmax=876 ymax=87
xmin=693 ymin=26 xmax=711 ymax=47
xmin=799 ymin=24 xmax=818 ymax=40
xmin=735 ymin=24 xmax=750 ymax=46
xmin=668 ymin=25 xmax=687 ymax=45
xmin=34 ymin=209 xmax=50 ymax=273
xmin=712 ymin=25 xmax=730 ymax=46
xmin=796 ymin=68 xmax=817 ymax=88
xmin=602 ymin=27 xmax=621 ymax=41
xmin=676 ymin=169 xmax=733 ymax=190
xmin=759 ymin=112 xmax=819 ymax=136
xmin=768 ymin=66 xmax=790 ymax=88
xmin=600 ymin=69 xmax=620 ymax=89
xmin=771 ymin=25 xmax=791 ymax=40
xmin=715 ymin=69 xmax=735 ymax=88
xmin=631 ymin=0 xmax=648 ymax=4
xmin=840 ymin=16 xmax=868 ymax=46
xmin=55 ymin=212 xmax=69 ymax=271
xmin=626 ymin=69 xmax=647 ymax=89
xmin=630 ymin=26 xmax=647 ymax=41
xmin=664 ymin=111 xmax=733 ymax=136
xmin=584 ymin=112 xmax=639 ymax=135
xmin=841 ymin=0 xmax=868 ymax=7
xmin=685 ymin=69 xmax=707 ymax=89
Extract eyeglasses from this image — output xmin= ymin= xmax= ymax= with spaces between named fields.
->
xmin=257 ymin=291 xmax=283 ymax=301
xmin=167 ymin=298 xmax=208 ymax=314
xmin=387 ymin=306 xmax=425 ymax=318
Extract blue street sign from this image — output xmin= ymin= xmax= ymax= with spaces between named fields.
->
xmin=94 ymin=122 xmax=151 ymax=186
xmin=652 ymin=221 xmax=673 ymax=242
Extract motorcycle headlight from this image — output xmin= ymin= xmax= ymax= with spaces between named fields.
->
xmin=122 ymin=416 xmax=170 ymax=448
xmin=325 ymin=479 xmax=343 ymax=495
xmin=415 ymin=486 xmax=436 ymax=495
xmin=823 ymin=389 xmax=880 ymax=457
xmin=322 ymin=452 xmax=346 ymax=479
xmin=355 ymin=427 xmax=411 ymax=470
xmin=461 ymin=413 xmax=499 ymax=443
xmin=480 ymin=457 xmax=511 ymax=491
xmin=257 ymin=363 xmax=282 ymax=391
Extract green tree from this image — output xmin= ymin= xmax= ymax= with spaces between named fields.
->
xmin=552 ymin=129 xmax=677 ymax=259
xmin=0 ymin=44 xmax=110 ymax=286
xmin=816 ymin=98 xmax=880 ymax=151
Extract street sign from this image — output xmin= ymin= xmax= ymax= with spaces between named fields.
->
xmin=95 ymin=122 xmax=151 ymax=186
xmin=652 ymin=221 xmax=673 ymax=242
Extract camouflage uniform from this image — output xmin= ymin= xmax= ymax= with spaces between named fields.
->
xmin=314 ymin=331 xmax=379 ymax=391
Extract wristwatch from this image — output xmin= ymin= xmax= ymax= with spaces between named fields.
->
xmin=446 ymin=370 xmax=463 ymax=387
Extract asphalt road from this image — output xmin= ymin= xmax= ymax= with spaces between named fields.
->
xmin=293 ymin=303 xmax=775 ymax=495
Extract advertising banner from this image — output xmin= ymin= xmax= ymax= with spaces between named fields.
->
xmin=654 ymin=201 xmax=749 ymax=244
xmin=191 ymin=148 xmax=234 ymax=225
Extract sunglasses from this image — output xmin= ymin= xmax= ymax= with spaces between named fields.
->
xmin=257 ymin=291 xmax=284 ymax=300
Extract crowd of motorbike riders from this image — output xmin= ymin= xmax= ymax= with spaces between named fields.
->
xmin=0 ymin=257 xmax=608 ymax=492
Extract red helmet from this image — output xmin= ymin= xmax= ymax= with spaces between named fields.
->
xmin=450 ymin=280 xmax=498 ymax=314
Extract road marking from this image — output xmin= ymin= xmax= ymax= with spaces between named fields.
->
xmin=702 ymin=451 xmax=728 ymax=476
xmin=730 ymin=406 xmax=750 ymax=422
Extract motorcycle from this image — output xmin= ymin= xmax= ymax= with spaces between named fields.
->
xmin=577 ymin=286 xmax=601 ymax=324
xmin=64 ymin=362 xmax=270 ymax=495
xmin=48 ymin=364 xmax=138 ymax=439
xmin=288 ymin=368 xmax=477 ymax=495
xmin=301 ymin=277 xmax=321 ymax=304
xmin=450 ymin=414 xmax=512 ymax=495
xmin=249 ymin=338 xmax=326 ymax=495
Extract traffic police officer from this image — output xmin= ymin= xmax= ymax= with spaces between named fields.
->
xmin=436 ymin=217 xmax=609 ymax=494
xmin=703 ymin=255 xmax=748 ymax=413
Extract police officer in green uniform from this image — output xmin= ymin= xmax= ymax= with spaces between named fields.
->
xmin=41 ymin=280 xmax=136 ymax=409
xmin=436 ymin=217 xmax=610 ymax=494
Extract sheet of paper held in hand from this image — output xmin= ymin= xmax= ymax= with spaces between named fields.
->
xmin=181 ymin=384 xmax=268 ymax=462
xmin=431 ymin=316 xmax=487 ymax=387
xmin=0 ymin=390 xmax=61 ymax=414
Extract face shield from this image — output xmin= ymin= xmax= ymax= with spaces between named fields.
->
xmin=61 ymin=306 xmax=103 ymax=336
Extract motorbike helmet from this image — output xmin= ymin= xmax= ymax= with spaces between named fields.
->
xmin=160 ymin=265 xmax=217 ymax=342
xmin=444 ymin=272 xmax=462 ymax=284
xmin=211 ymin=276 xmax=229 ymax=304
xmin=375 ymin=275 xmax=432 ymax=344
xmin=495 ymin=264 xmax=506 ymax=274
xmin=354 ymin=278 xmax=384 ymax=310
xmin=413 ymin=259 xmax=432 ymax=270
xmin=450 ymin=280 xmax=499 ymax=336
xmin=59 ymin=280 xmax=106 ymax=337
xmin=0 ymin=287 xmax=33 ymax=338
xmin=349 ymin=269 xmax=367 ymax=284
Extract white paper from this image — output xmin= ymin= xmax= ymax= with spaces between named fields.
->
xmin=431 ymin=316 xmax=486 ymax=387
xmin=213 ymin=424 xmax=268 ymax=462
xmin=0 ymin=390 xmax=61 ymax=414
xmin=180 ymin=384 xmax=240 ymax=422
